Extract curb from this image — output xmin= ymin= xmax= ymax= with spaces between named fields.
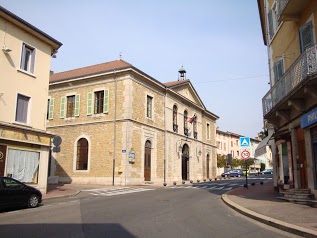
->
xmin=43 ymin=190 xmax=81 ymax=200
xmin=221 ymin=193 xmax=317 ymax=238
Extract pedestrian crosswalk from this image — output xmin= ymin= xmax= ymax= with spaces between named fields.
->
xmin=83 ymin=187 xmax=155 ymax=197
xmin=168 ymin=185 xmax=238 ymax=191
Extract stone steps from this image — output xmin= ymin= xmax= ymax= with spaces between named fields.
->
xmin=277 ymin=188 xmax=316 ymax=207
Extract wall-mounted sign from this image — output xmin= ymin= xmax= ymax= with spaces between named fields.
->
xmin=301 ymin=106 xmax=317 ymax=128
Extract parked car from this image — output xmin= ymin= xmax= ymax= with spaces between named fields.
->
xmin=0 ymin=177 xmax=42 ymax=210
xmin=249 ymin=169 xmax=258 ymax=175
xmin=261 ymin=169 xmax=273 ymax=174
xmin=221 ymin=169 xmax=244 ymax=177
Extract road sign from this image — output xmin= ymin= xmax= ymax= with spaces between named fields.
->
xmin=239 ymin=137 xmax=250 ymax=147
xmin=241 ymin=149 xmax=250 ymax=160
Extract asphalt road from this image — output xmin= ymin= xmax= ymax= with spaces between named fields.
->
xmin=0 ymin=176 xmax=300 ymax=238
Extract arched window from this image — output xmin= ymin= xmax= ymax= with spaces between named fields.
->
xmin=76 ymin=138 xmax=88 ymax=170
xmin=173 ymin=105 xmax=178 ymax=132
xmin=184 ymin=110 xmax=188 ymax=136
xmin=144 ymin=140 xmax=152 ymax=181
xmin=193 ymin=116 xmax=197 ymax=139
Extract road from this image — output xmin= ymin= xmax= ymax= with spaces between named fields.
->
xmin=0 ymin=176 xmax=299 ymax=238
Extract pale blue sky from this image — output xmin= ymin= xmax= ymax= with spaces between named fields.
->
xmin=1 ymin=1 xmax=269 ymax=138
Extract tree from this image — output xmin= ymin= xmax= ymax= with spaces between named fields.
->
xmin=217 ymin=154 xmax=227 ymax=168
xmin=241 ymin=158 xmax=256 ymax=168
xmin=258 ymin=130 xmax=266 ymax=140
xmin=231 ymin=158 xmax=242 ymax=168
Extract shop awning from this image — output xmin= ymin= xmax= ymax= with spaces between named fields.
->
xmin=255 ymin=131 xmax=274 ymax=156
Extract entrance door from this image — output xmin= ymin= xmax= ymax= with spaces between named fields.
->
xmin=0 ymin=145 xmax=7 ymax=177
xmin=297 ymin=128 xmax=308 ymax=188
xmin=182 ymin=144 xmax=189 ymax=180
xmin=206 ymin=155 xmax=210 ymax=179
xmin=144 ymin=140 xmax=151 ymax=181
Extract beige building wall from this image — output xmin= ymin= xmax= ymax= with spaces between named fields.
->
xmin=0 ymin=7 xmax=61 ymax=193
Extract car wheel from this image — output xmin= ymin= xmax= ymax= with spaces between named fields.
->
xmin=28 ymin=194 xmax=39 ymax=208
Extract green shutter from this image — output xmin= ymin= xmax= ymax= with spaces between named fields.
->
xmin=48 ymin=98 xmax=54 ymax=120
xmin=103 ymin=89 xmax=109 ymax=113
xmin=74 ymin=94 xmax=80 ymax=116
xmin=60 ymin=96 xmax=66 ymax=119
xmin=87 ymin=92 xmax=93 ymax=115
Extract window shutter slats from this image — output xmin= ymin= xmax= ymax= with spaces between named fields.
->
xmin=60 ymin=96 xmax=66 ymax=119
xmin=87 ymin=92 xmax=93 ymax=115
xmin=268 ymin=10 xmax=274 ymax=40
xmin=49 ymin=98 xmax=54 ymax=120
xmin=299 ymin=21 xmax=313 ymax=52
xmin=74 ymin=94 xmax=80 ymax=116
xmin=103 ymin=89 xmax=109 ymax=113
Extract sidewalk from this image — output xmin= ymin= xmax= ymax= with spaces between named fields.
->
xmin=42 ymin=184 xmax=80 ymax=200
xmin=222 ymin=181 xmax=317 ymax=238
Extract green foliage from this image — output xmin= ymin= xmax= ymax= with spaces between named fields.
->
xmin=231 ymin=158 xmax=242 ymax=168
xmin=241 ymin=158 xmax=256 ymax=168
xmin=261 ymin=162 xmax=266 ymax=171
xmin=217 ymin=154 xmax=227 ymax=168
xmin=258 ymin=131 xmax=266 ymax=140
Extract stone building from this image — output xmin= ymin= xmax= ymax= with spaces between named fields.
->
xmin=0 ymin=6 xmax=62 ymax=192
xmin=47 ymin=60 xmax=218 ymax=185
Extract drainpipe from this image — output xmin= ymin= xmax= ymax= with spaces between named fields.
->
xmin=163 ymin=88 xmax=167 ymax=185
xmin=112 ymin=70 xmax=117 ymax=186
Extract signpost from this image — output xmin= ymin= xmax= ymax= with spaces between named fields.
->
xmin=241 ymin=149 xmax=250 ymax=189
xmin=240 ymin=136 xmax=251 ymax=189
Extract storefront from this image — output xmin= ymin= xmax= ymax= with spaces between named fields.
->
xmin=301 ymin=107 xmax=317 ymax=192
xmin=0 ymin=123 xmax=53 ymax=193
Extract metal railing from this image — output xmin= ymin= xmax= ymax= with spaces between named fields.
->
xmin=262 ymin=44 xmax=317 ymax=116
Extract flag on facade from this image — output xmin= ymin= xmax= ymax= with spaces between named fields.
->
xmin=187 ymin=114 xmax=196 ymax=123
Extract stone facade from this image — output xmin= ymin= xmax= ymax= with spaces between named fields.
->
xmin=48 ymin=61 xmax=218 ymax=185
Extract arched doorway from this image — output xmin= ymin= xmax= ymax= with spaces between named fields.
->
xmin=144 ymin=140 xmax=151 ymax=181
xmin=182 ymin=144 xmax=189 ymax=180
xmin=206 ymin=154 xmax=210 ymax=179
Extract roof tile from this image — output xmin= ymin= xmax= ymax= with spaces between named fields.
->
xmin=50 ymin=59 xmax=131 ymax=82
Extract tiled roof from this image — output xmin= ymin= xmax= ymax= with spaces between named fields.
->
xmin=50 ymin=60 xmax=132 ymax=82
xmin=164 ymin=79 xmax=189 ymax=87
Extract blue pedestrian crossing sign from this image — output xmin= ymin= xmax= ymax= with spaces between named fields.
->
xmin=239 ymin=137 xmax=250 ymax=147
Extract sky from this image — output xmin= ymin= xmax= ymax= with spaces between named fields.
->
xmin=0 ymin=1 xmax=270 ymax=138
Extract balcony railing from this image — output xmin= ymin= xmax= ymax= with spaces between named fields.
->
xmin=262 ymin=44 xmax=317 ymax=116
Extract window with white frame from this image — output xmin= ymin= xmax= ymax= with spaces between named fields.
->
xmin=15 ymin=94 xmax=30 ymax=124
xmin=20 ymin=43 xmax=35 ymax=73
xmin=146 ymin=95 xmax=153 ymax=118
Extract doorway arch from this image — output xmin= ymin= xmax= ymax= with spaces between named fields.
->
xmin=182 ymin=144 xmax=189 ymax=180
xmin=144 ymin=140 xmax=152 ymax=181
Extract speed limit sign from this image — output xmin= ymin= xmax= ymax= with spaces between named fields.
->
xmin=241 ymin=149 xmax=250 ymax=160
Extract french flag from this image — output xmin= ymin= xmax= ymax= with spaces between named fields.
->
xmin=187 ymin=114 xmax=196 ymax=123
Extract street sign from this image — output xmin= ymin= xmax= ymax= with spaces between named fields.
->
xmin=239 ymin=137 xmax=250 ymax=147
xmin=241 ymin=149 xmax=250 ymax=160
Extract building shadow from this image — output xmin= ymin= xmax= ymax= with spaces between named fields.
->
xmin=0 ymin=223 xmax=136 ymax=238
